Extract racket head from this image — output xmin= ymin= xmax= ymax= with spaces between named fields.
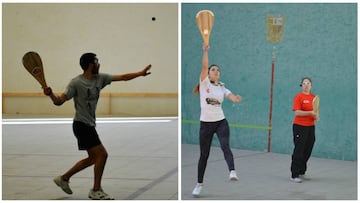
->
xmin=196 ymin=10 xmax=215 ymax=46
xmin=313 ymin=95 xmax=320 ymax=112
xmin=22 ymin=51 xmax=47 ymax=87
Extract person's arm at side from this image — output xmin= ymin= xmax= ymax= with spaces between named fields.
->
xmin=226 ymin=93 xmax=242 ymax=103
xmin=112 ymin=64 xmax=152 ymax=81
xmin=294 ymin=110 xmax=316 ymax=116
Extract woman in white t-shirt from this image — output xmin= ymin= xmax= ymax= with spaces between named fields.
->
xmin=191 ymin=45 xmax=242 ymax=197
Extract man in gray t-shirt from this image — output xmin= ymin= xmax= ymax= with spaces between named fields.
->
xmin=43 ymin=53 xmax=151 ymax=200
xmin=65 ymin=73 xmax=113 ymax=126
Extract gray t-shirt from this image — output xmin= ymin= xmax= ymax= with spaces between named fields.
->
xmin=64 ymin=73 xmax=113 ymax=126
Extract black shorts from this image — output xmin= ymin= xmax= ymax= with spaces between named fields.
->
xmin=73 ymin=121 xmax=102 ymax=150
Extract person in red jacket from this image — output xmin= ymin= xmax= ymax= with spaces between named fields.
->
xmin=290 ymin=77 xmax=319 ymax=183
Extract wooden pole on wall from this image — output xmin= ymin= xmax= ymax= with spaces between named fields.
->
xmin=267 ymin=50 xmax=276 ymax=153
xmin=266 ymin=15 xmax=285 ymax=153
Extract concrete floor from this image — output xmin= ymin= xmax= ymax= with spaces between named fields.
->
xmin=2 ymin=117 xmax=358 ymax=200
xmin=2 ymin=117 xmax=178 ymax=200
xmin=181 ymin=144 xmax=357 ymax=200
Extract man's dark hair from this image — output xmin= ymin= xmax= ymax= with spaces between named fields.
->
xmin=80 ymin=53 xmax=96 ymax=71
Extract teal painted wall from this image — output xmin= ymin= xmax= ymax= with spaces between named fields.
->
xmin=181 ymin=3 xmax=357 ymax=161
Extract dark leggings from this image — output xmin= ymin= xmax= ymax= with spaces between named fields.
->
xmin=197 ymin=119 xmax=235 ymax=183
xmin=291 ymin=124 xmax=315 ymax=178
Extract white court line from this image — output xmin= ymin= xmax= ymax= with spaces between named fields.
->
xmin=2 ymin=117 xmax=175 ymax=125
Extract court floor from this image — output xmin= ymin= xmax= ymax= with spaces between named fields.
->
xmin=182 ymin=144 xmax=357 ymax=200
xmin=2 ymin=117 xmax=178 ymax=200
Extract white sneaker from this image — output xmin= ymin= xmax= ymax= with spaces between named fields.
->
xmin=88 ymin=188 xmax=114 ymax=200
xmin=290 ymin=177 xmax=302 ymax=183
xmin=229 ymin=170 xmax=239 ymax=181
xmin=192 ymin=183 xmax=203 ymax=197
xmin=299 ymin=174 xmax=309 ymax=180
xmin=53 ymin=176 xmax=73 ymax=194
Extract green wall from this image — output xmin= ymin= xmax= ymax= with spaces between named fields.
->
xmin=181 ymin=3 xmax=357 ymax=161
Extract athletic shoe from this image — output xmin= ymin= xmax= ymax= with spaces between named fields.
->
xmin=290 ymin=177 xmax=302 ymax=183
xmin=53 ymin=176 xmax=73 ymax=194
xmin=299 ymin=174 xmax=310 ymax=180
xmin=192 ymin=183 xmax=203 ymax=197
xmin=88 ymin=188 xmax=114 ymax=200
xmin=229 ymin=170 xmax=239 ymax=181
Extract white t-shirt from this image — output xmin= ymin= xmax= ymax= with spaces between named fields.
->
xmin=199 ymin=77 xmax=231 ymax=122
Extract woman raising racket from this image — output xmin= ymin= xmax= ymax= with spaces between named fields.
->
xmin=191 ymin=45 xmax=242 ymax=197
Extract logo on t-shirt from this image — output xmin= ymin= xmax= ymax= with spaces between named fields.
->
xmin=303 ymin=100 xmax=310 ymax=104
xmin=206 ymin=88 xmax=210 ymax=94
xmin=206 ymin=98 xmax=221 ymax=106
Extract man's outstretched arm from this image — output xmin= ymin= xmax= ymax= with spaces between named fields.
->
xmin=112 ymin=64 xmax=152 ymax=81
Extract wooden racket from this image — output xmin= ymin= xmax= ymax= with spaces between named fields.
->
xmin=196 ymin=10 xmax=214 ymax=46
xmin=313 ymin=95 xmax=320 ymax=122
xmin=22 ymin=51 xmax=47 ymax=88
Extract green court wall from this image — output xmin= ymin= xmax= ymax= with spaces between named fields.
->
xmin=181 ymin=3 xmax=357 ymax=161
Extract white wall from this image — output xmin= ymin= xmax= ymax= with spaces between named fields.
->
xmin=3 ymin=3 xmax=178 ymax=117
